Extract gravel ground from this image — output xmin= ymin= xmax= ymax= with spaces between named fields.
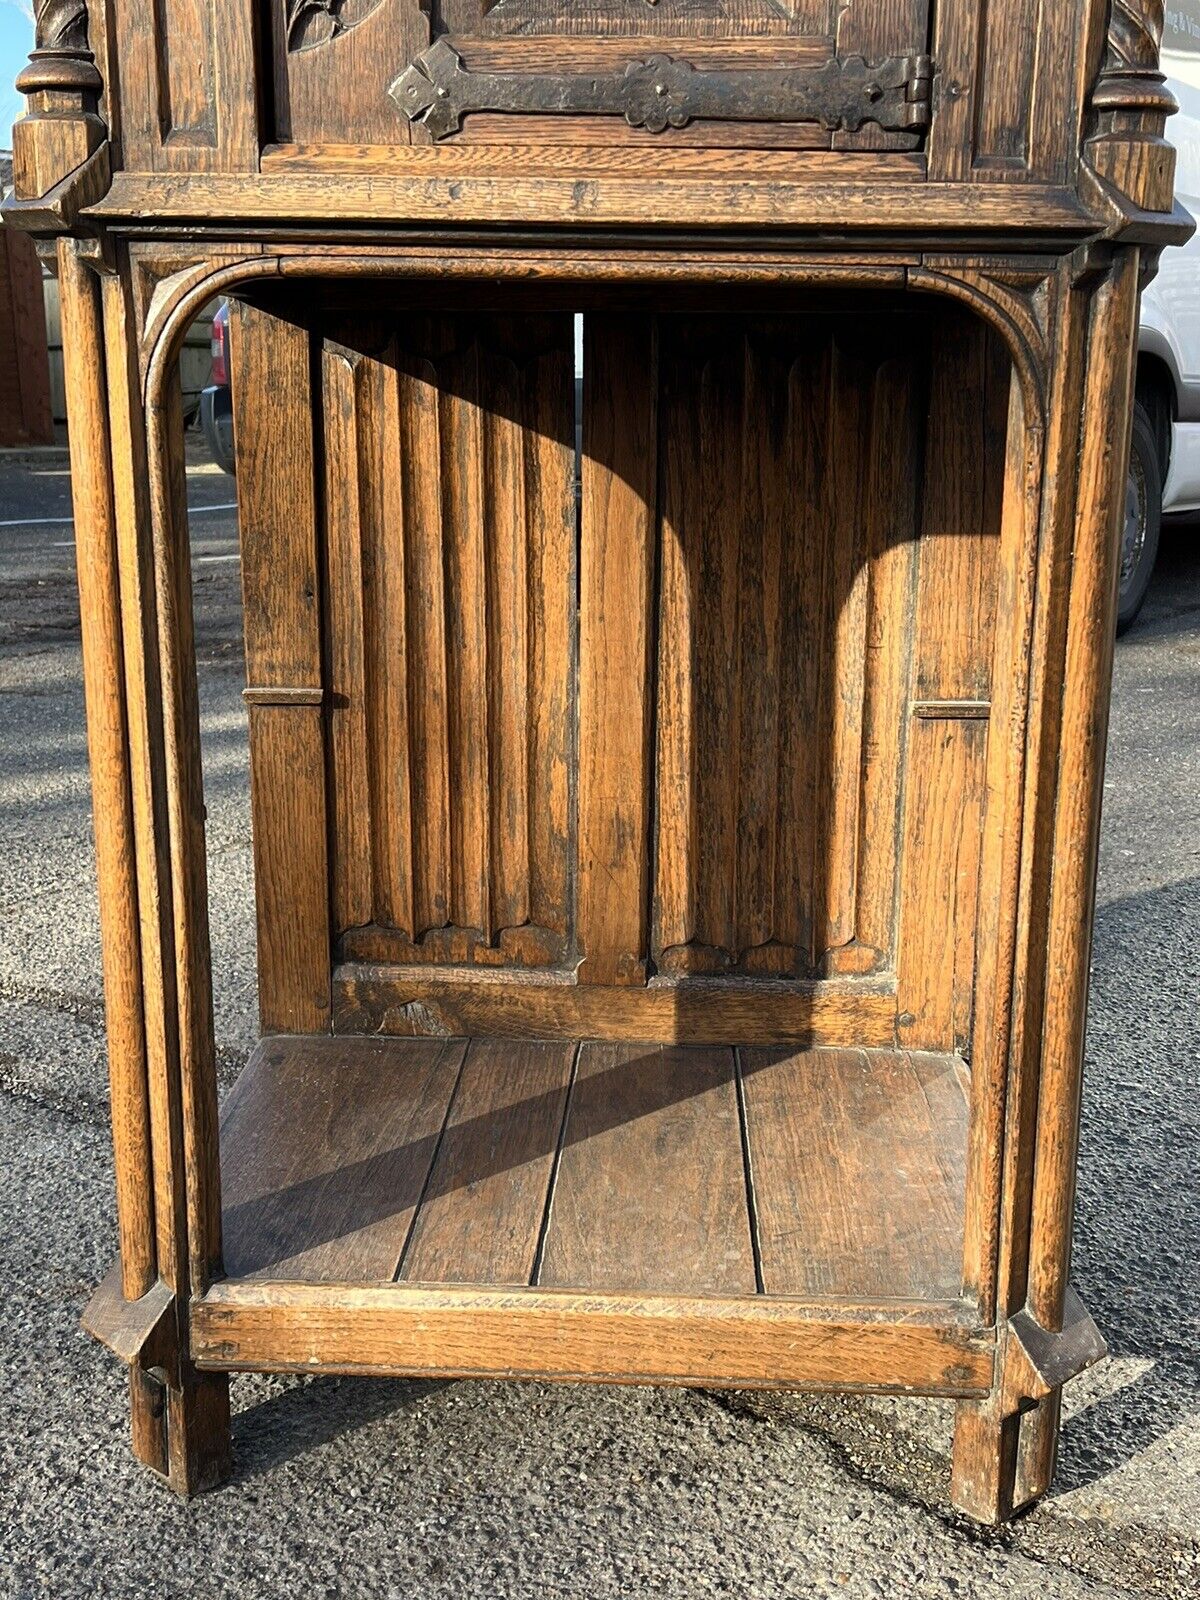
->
xmin=0 ymin=444 xmax=1196 ymax=1599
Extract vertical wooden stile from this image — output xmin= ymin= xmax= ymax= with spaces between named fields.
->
xmin=577 ymin=313 xmax=659 ymax=985
xmin=229 ymin=303 xmax=331 ymax=1034
xmin=59 ymin=240 xmax=156 ymax=1302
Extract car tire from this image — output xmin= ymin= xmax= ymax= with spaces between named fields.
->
xmin=1117 ymin=400 xmax=1163 ymax=635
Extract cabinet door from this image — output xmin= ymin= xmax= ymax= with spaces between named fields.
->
xmin=273 ymin=0 xmax=931 ymax=149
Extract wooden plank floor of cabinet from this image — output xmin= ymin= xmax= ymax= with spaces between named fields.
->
xmin=218 ymin=1035 xmax=968 ymax=1304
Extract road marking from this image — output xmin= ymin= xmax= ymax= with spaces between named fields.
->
xmin=5 ymin=501 xmax=239 ymax=532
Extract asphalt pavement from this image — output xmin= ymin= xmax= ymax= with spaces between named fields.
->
xmin=0 ymin=441 xmax=1196 ymax=1598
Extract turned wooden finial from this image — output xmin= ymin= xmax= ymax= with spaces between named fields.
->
xmin=11 ymin=0 xmax=106 ymax=202
xmin=1087 ymin=0 xmax=1179 ymax=214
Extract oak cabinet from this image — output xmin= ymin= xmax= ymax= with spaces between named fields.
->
xmin=5 ymin=0 xmax=1188 ymax=1523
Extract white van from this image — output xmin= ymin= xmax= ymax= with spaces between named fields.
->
xmin=1127 ymin=3 xmax=1200 ymax=628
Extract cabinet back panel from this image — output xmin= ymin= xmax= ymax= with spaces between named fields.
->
xmin=232 ymin=298 xmax=1010 ymax=1047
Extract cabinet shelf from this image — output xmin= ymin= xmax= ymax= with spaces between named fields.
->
xmin=220 ymin=1034 xmax=970 ymax=1299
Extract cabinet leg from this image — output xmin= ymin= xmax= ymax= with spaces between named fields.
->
xmin=129 ymin=1363 xmax=232 ymax=1496
xmin=951 ymin=1389 xmax=1062 ymax=1523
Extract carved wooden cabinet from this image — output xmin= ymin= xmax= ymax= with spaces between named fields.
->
xmin=6 ymin=0 xmax=1188 ymax=1524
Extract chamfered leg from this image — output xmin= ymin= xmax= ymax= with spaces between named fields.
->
xmin=64 ymin=235 xmax=231 ymax=1493
xmin=951 ymin=250 xmax=1140 ymax=1525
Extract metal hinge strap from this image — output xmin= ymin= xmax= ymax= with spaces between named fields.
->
xmin=391 ymin=42 xmax=933 ymax=142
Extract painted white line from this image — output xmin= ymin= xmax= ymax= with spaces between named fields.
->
xmin=3 ymin=501 xmax=238 ymax=532
xmin=195 ymin=554 xmax=241 ymax=565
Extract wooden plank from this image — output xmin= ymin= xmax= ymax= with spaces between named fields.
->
xmin=193 ymin=1281 xmax=995 ymax=1396
xmin=439 ymin=337 xmax=491 ymax=937
xmin=776 ymin=331 xmax=832 ymax=969
xmin=230 ymin=303 xmax=329 ymax=1031
xmin=230 ymin=304 xmax=322 ymax=690
xmin=400 ymin=1040 xmax=577 ymax=1286
xmin=523 ymin=327 xmax=576 ymax=938
xmin=896 ymin=718 xmax=988 ymax=1052
xmin=220 ymin=1035 xmax=467 ymax=1282
xmin=925 ymin=0 xmax=979 ymax=182
xmin=246 ymin=706 xmax=332 ymax=1034
xmin=734 ymin=327 xmax=784 ymax=959
xmin=261 ymin=145 xmax=928 ymax=178
xmin=578 ymin=314 xmax=659 ymax=984
xmin=652 ymin=321 xmax=704 ymax=966
xmin=360 ymin=346 xmax=416 ymax=936
xmin=912 ymin=314 xmax=1005 ymax=704
xmin=333 ymin=963 xmax=898 ymax=1046
xmin=483 ymin=351 xmax=532 ymax=934
xmin=538 ymin=1043 xmax=756 ymax=1295
xmin=740 ymin=1048 xmax=968 ymax=1300
xmin=820 ymin=335 xmax=871 ymax=958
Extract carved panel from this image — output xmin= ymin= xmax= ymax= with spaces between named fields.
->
xmin=286 ymin=0 xmax=387 ymax=50
xmin=321 ymin=314 xmax=576 ymax=970
xmin=581 ymin=306 xmax=1004 ymax=997
xmin=1105 ymin=0 xmax=1164 ymax=69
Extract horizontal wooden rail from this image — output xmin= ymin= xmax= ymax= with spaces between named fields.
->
xmin=90 ymin=174 xmax=1099 ymax=237
xmin=332 ymin=963 xmax=899 ymax=1046
xmin=194 ymin=1281 xmax=995 ymax=1396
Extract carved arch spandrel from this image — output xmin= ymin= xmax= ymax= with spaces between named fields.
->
xmin=286 ymin=0 xmax=388 ymax=50
xmin=907 ymin=261 xmax=1052 ymax=434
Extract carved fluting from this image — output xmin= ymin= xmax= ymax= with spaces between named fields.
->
xmin=34 ymin=0 xmax=89 ymax=52
xmin=1104 ymin=0 xmax=1164 ymax=72
xmin=391 ymin=41 xmax=932 ymax=140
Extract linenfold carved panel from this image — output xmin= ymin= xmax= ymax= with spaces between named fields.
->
xmin=322 ymin=314 xmax=576 ymax=970
xmin=643 ymin=309 xmax=1005 ymax=987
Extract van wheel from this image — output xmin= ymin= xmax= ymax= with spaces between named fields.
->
xmin=1118 ymin=401 xmax=1163 ymax=635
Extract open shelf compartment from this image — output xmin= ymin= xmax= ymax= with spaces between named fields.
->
xmin=192 ymin=1035 xmax=992 ymax=1396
